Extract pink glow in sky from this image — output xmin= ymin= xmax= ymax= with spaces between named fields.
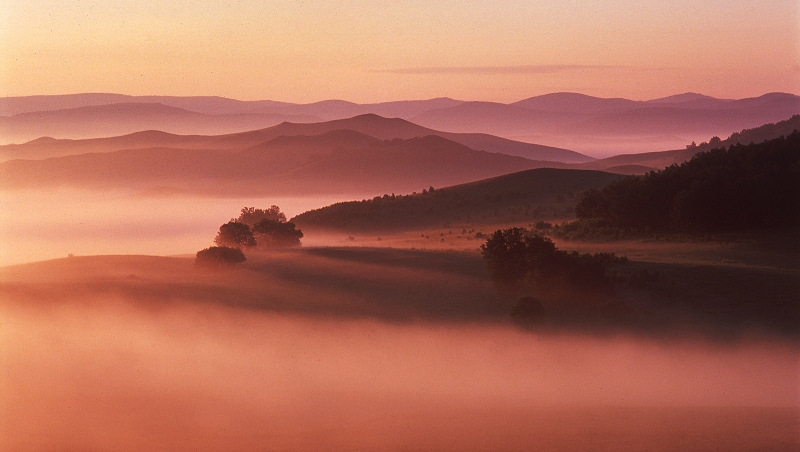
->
xmin=1 ymin=0 xmax=798 ymax=102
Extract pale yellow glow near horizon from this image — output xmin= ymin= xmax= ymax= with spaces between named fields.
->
xmin=1 ymin=0 xmax=798 ymax=103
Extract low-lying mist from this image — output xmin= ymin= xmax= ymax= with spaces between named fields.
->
xmin=1 ymin=293 xmax=797 ymax=451
xmin=0 ymin=189 xmax=355 ymax=265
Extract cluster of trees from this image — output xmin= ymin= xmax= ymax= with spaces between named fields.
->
xmin=574 ymin=132 xmax=800 ymax=234
xmin=215 ymin=206 xmax=304 ymax=249
xmin=195 ymin=206 xmax=303 ymax=268
xmin=480 ymin=228 xmax=625 ymax=295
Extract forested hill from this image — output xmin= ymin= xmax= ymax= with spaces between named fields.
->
xmin=573 ymin=132 xmax=800 ymax=234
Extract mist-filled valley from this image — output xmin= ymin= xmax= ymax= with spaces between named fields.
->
xmin=1 ymin=94 xmax=799 ymax=450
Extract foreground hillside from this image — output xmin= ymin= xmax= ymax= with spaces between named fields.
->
xmin=2 ymin=249 xmax=797 ymax=451
xmin=292 ymin=168 xmax=620 ymax=232
xmin=1 ymin=237 xmax=797 ymax=336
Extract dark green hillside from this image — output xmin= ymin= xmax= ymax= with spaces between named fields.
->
xmin=292 ymin=168 xmax=620 ymax=232
xmin=571 ymin=132 xmax=800 ymax=235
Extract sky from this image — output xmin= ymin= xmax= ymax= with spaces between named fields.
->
xmin=1 ymin=0 xmax=798 ymax=103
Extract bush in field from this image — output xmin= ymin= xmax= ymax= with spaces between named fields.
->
xmin=195 ymin=246 xmax=246 ymax=268
xmin=215 ymin=221 xmax=257 ymax=248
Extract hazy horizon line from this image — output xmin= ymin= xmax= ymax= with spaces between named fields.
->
xmin=2 ymin=89 xmax=798 ymax=107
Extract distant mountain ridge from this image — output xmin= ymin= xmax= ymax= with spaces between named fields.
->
xmin=411 ymin=92 xmax=799 ymax=155
xmin=2 ymin=92 xmax=797 ymax=156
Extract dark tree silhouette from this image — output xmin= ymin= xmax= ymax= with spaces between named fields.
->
xmin=195 ymin=246 xmax=246 ymax=268
xmin=480 ymin=228 xmax=555 ymax=284
xmin=252 ymin=218 xmax=303 ymax=248
xmin=481 ymin=228 xmax=622 ymax=294
xmin=215 ymin=221 xmax=257 ymax=248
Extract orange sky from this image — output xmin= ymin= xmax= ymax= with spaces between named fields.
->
xmin=1 ymin=0 xmax=798 ymax=103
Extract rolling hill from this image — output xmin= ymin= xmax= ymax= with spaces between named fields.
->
xmin=292 ymin=167 xmax=621 ymax=232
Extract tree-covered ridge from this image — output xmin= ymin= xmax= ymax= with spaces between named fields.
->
xmin=573 ymin=132 xmax=800 ymax=233
xmin=292 ymin=168 xmax=620 ymax=232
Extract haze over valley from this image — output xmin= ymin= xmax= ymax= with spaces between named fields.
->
xmin=2 ymin=0 xmax=799 ymax=449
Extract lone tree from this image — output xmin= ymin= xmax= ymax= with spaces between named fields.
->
xmin=253 ymin=218 xmax=303 ymax=248
xmin=195 ymin=246 xmax=246 ymax=268
xmin=215 ymin=221 xmax=256 ymax=248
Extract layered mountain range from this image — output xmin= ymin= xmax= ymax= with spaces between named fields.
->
xmin=1 ymin=111 xmax=796 ymax=196
xmin=2 ymin=92 xmax=797 ymax=155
